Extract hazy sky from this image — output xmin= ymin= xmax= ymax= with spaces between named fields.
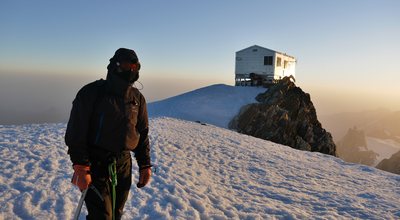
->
xmin=0 ymin=0 xmax=399 ymax=124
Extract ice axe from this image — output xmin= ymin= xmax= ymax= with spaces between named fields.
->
xmin=72 ymin=188 xmax=88 ymax=220
xmin=72 ymin=185 xmax=103 ymax=220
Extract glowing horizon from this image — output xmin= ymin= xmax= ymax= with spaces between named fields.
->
xmin=0 ymin=0 xmax=399 ymax=124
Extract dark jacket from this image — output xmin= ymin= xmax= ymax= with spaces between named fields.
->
xmin=65 ymin=72 xmax=150 ymax=168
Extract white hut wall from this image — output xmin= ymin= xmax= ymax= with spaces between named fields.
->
xmin=273 ymin=54 xmax=296 ymax=80
xmin=235 ymin=46 xmax=275 ymax=78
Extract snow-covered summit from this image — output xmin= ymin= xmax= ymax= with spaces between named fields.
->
xmin=0 ymin=118 xmax=399 ymax=219
xmin=148 ymin=84 xmax=266 ymax=128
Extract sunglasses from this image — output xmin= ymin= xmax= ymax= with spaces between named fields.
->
xmin=117 ymin=61 xmax=141 ymax=71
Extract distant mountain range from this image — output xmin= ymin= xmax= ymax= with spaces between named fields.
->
xmin=320 ymin=109 xmax=400 ymax=173
xmin=319 ymin=109 xmax=400 ymax=142
xmin=377 ymin=150 xmax=400 ymax=174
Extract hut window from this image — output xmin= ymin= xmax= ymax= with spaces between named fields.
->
xmin=284 ymin=60 xmax=288 ymax=68
xmin=264 ymin=56 xmax=273 ymax=65
xmin=277 ymin=57 xmax=282 ymax=67
xmin=252 ymin=48 xmax=258 ymax=52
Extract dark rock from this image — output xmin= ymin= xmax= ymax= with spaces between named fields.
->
xmin=229 ymin=77 xmax=336 ymax=156
xmin=376 ymin=150 xmax=400 ymax=175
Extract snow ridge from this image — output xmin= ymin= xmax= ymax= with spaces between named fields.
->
xmin=148 ymin=84 xmax=266 ymax=128
xmin=1 ymin=118 xmax=399 ymax=219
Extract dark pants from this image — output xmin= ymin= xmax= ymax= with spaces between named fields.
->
xmin=85 ymin=152 xmax=132 ymax=220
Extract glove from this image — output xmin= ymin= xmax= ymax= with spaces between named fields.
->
xmin=137 ymin=166 xmax=151 ymax=188
xmin=71 ymin=164 xmax=92 ymax=191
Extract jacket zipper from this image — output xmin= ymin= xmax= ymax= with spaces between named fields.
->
xmin=95 ymin=112 xmax=105 ymax=144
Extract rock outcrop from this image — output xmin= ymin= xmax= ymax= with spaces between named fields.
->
xmin=376 ymin=150 xmax=400 ymax=175
xmin=229 ymin=77 xmax=336 ymax=156
xmin=336 ymin=127 xmax=378 ymax=166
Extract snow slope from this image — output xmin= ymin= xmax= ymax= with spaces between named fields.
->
xmin=1 ymin=118 xmax=399 ymax=219
xmin=148 ymin=84 xmax=266 ymax=128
